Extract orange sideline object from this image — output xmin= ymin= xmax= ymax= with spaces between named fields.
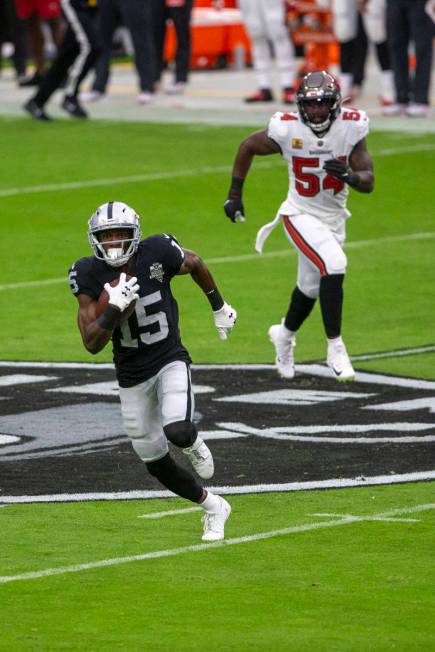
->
xmin=164 ymin=4 xmax=251 ymax=69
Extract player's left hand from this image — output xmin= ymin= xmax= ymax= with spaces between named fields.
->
xmin=323 ymin=158 xmax=351 ymax=180
xmin=224 ymin=198 xmax=246 ymax=223
xmin=213 ymin=302 xmax=237 ymax=340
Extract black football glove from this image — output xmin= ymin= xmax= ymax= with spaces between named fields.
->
xmin=323 ymin=158 xmax=360 ymax=187
xmin=224 ymin=197 xmax=245 ymax=223
xmin=323 ymin=158 xmax=350 ymax=180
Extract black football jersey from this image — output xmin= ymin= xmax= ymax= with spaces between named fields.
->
xmin=68 ymin=234 xmax=191 ymax=387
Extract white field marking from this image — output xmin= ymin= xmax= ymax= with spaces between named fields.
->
xmin=217 ymin=421 xmax=435 ymax=444
xmin=0 ymin=374 xmax=58 ymax=387
xmin=1 ymin=231 xmax=434 ymax=293
xmin=138 ymin=506 xmax=202 ymax=519
xmin=0 ymin=161 xmax=279 ymax=199
xmin=1 ymin=470 xmax=434 ymax=505
xmin=0 ymin=503 xmax=432 ymax=585
xmin=352 ymin=345 xmax=435 ymax=362
xmin=1 ymin=361 xmax=435 ymax=388
xmin=0 ymin=143 xmax=433 ymax=200
xmin=296 ymin=364 xmax=435 ymax=390
xmin=312 ymin=513 xmax=420 ymax=522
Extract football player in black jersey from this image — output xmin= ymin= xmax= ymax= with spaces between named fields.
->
xmin=68 ymin=201 xmax=237 ymax=541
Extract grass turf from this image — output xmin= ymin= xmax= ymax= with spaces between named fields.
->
xmin=0 ymin=118 xmax=434 ymax=377
xmin=1 ymin=117 xmax=434 ymax=650
xmin=1 ymin=482 xmax=434 ymax=651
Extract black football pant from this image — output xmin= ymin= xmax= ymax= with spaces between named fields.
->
xmin=152 ymin=0 xmax=193 ymax=84
xmin=33 ymin=1 xmax=101 ymax=107
xmin=386 ymin=0 xmax=434 ymax=105
xmin=92 ymin=0 xmax=155 ymax=94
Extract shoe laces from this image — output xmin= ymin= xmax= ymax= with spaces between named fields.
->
xmin=276 ymin=334 xmax=294 ymax=364
xmin=185 ymin=444 xmax=207 ymax=463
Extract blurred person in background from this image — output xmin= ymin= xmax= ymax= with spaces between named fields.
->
xmin=0 ymin=0 xmax=27 ymax=82
xmin=15 ymin=0 xmax=62 ymax=87
xmin=331 ymin=0 xmax=395 ymax=106
xmin=23 ymin=0 xmax=101 ymax=120
xmin=384 ymin=0 xmax=434 ymax=117
xmin=80 ymin=0 xmax=155 ymax=105
xmin=151 ymin=0 xmax=194 ymax=95
xmin=238 ymin=0 xmax=297 ymax=104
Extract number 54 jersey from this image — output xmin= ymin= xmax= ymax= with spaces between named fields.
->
xmin=68 ymin=233 xmax=191 ymax=388
xmin=267 ymin=108 xmax=369 ymax=224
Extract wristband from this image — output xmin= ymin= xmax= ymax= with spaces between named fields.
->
xmin=97 ymin=304 xmax=121 ymax=331
xmin=228 ymin=176 xmax=244 ymax=199
xmin=206 ymin=288 xmax=224 ymax=311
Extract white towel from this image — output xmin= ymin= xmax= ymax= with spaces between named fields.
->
xmin=255 ymin=212 xmax=282 ymax=254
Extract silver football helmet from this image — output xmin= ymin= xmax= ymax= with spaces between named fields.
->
xmin=88 ymin=201 xmax=141 ymax=268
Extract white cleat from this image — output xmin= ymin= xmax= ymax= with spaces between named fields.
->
xmin=79 ymin=90 xmax=105 ymax=103
xmin=327 ymin=339 xmax=355 ymax=382
xmin=183 ymin=436 xmax=214 ymax=479
xmin=202 ymin=497 xmax=231 ymax=542
xmin=268 ymin=322 xmax=296 ymax=379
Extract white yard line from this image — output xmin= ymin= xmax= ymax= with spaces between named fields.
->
xmin=1 ymin=231 xmax=435 ymax=292
xmin=138 ymin=506 xmax=202 ymax=519
xmin=1 ymin=470 xmax=434 ymax=505
xmin=0 ymin=161 xmax=277 ymax=199
xmin=0 ymin=143 xmax=434 ymax=199
xmin=0 ymin=503 xmax=432 ymax=585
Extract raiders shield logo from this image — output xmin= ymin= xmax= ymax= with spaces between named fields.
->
xmin=149 ymin=262 xmax=164 ymax=283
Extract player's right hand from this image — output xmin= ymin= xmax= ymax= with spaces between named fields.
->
xmin=104 ymin=273 xmax=140 ymax=312
xmin=224 ymin=198 xmax=245 ymax=223
xmin=213 ymin=302 xmax=237 ymax=340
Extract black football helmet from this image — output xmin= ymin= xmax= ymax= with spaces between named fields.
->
xmin=296 ymin=71 xmax=341 ymax=135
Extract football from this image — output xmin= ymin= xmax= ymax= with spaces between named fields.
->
xmin=96 ymin=275 xmax=137 ymax=321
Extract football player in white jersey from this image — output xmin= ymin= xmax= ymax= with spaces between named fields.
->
xmin=224 ymin=70 xmax=374 ymax=382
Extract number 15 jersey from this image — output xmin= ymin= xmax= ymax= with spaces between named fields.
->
xmin=267 ymin=108 xmax=369 ymax=223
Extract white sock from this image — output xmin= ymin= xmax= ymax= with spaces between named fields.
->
xmin=200 ymin=491 xmax=221 ymax=513
xmin=328 ymin=336 xmax=343 ymax=348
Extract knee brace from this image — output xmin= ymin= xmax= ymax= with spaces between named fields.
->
xmin=164 ymin=420 xmax=197 ymax=449
xmin=146 ymin=453 xmax=203 ymax=503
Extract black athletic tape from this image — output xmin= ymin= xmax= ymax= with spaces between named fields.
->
xmin=206 ymin=288 xmax=224 ymax=311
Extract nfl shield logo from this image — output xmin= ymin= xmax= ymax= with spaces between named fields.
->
xmin=150 ymin=262 xmax=164 ymax=283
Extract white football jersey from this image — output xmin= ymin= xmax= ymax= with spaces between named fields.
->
xmin=267 ymin=107 xmax=370 ymax=223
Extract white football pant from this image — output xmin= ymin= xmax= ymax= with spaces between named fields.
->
xmin=281 ymin=213 xmax=347 ymax=299
xmin=238 ymin=0 xmax=295 ymax=89
xmin=332 ymin=0 xmax=387 ymax=43
xmin=119 ymin=360 xmax=194 ymax=462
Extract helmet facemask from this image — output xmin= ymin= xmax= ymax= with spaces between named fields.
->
xmin=88 ymin=201 xmax=141 ymax=268
xmin=298 ymin=97 xmax=338 ymax=134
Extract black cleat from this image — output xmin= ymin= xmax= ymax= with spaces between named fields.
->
xmin=18 ymin=72 xmax=44 ymax=87
xmin=23 ymin=98 xmax=52 ymax=121
xmin=61 ymin=95 xmax=88 ymax=119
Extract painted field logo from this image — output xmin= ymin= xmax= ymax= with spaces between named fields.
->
xmin=0 ymin=363 xmax=434 ymax=499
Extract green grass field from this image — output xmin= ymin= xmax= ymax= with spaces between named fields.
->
xmin=1 ymin=116 xmax=434 ymax=650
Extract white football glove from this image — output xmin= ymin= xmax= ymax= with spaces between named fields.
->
xmin=213 ymin=302 xmax=237 ymax=340
xmin=104 ymin=272 xmax=140 ymax=312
